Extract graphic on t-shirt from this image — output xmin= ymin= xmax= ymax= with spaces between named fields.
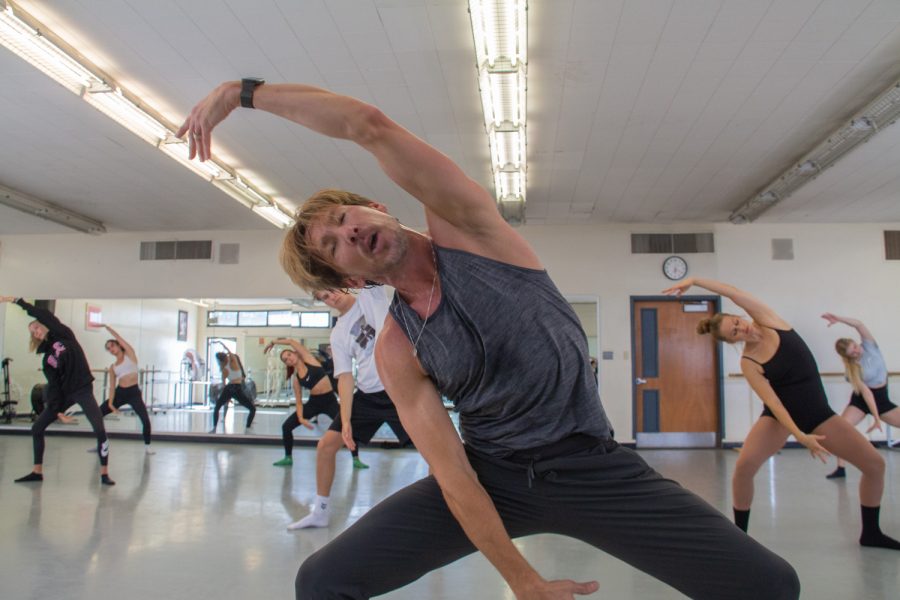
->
xmin=350 ymin=315 xmax=376 ymax=350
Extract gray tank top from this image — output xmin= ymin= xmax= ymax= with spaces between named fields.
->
xmin=389 ymin=245 xmax=611 ymax=457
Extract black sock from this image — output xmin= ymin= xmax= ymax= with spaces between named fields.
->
xmin=860 ymin=505 xmax=900 ymax=549
xmin=15 ymin=472 xmax=43 ymax=483
xmin=826 ymin=466 xmax=846 ymax=479
xmin=733 ymin=508 xmax=750 ymax=532
xmin=101 ymin=474 xmax=116 ymax=486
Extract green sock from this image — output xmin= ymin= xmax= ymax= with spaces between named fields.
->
xmin=352 ymin=456 xmax=369 ymax=469
xmin=273 ymin=456 xmax=293 ymax=467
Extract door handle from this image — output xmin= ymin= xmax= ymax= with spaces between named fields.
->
xmin=635 ymin=377 xmax=647 ymax=385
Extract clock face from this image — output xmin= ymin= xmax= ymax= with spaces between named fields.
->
xmin=663 ymin=256 xmax=688 ymax=280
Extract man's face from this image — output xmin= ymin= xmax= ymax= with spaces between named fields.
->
xmin=306 ymin=202 xmax=407 ymax=284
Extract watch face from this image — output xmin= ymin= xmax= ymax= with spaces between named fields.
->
xmin=663 ymin=256 xmax=687 ymax=280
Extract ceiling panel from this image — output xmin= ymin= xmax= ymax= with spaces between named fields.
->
xmin=0 ymin=0 xmax=897 ymax=238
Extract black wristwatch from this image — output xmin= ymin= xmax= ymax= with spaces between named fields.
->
xmin=240 ymin=77 xmax=265 ymax=109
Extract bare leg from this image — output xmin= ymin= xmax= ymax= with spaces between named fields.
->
xmin=832 ymin=405 xmax=866 ymax=471
xmin=814 ymin=416 xmax=884 ymax=506
xmin=813 ymin=415 xmax=899 ymax=549
xmin=732 ymin=416 xmax=790 ymax=510
xmin=287 ymin=430 xmax=344 ymax=530
xmin=315 ymin=430 xmax=343 ymax=497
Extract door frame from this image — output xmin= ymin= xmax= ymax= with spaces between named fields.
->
xmin=629 ymin=295 xmax=724 ymax=444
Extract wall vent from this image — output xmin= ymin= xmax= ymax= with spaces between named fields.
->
xmin=140 ymin=240 xmax=212 ymax=261
xmin=631 ymin=233 xmax=714 ymax=254
xmin=219 ymin=243 xmax=240 ymax=265
xmin=885 ymin=231 xmax=900 ymax=260
xmin=772 ymin=238 xmax=794 ymax=260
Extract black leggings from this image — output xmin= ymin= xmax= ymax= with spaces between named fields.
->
xmin=213 ymin=383 xmax=256 ymax=428
xmin=282 ymin=392 xmax=339 ymax=457
xmin=33 ymin=385 xmax=109 ymax=467
xmin=295 ymin=442 xmax=799 ymax=600
xmin=101 ymin=385 xmax=152 ymax=445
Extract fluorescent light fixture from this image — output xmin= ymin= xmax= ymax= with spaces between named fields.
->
xmin=0 ymin=0 xmax=294 ymax=229
xmin=730 ymin=79 xmax=900 ymax=223
xmin=253 ymin=204 xmax=295 ymax=229
xmin=0 ymin=181 xmax=105 ymax=234
xmin=469 ymin=0 xmax=528 ymax=223
xmin=82 ymin=85 xmax=170 ymax=144
xmin=796 ymin=160 xmax=819 ymax=175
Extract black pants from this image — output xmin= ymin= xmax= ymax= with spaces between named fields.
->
xmin=213 ymin=383 xmax=256 ymax=428
xmin=101 ymin=385 xmax=152 ymax=445
xmin=33 ymin=385 xmax=109 ymax=467
xmin=328 ymin=389 xmax=410 ymax=445
xmin=296 ymin=442 xmax=799 ymax=600
xmin=282 ymin=392 xmax=340 ymax=456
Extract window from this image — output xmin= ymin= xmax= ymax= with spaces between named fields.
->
xmin=238 ymin=311 xmax=268 ymax=327
xmin=299 ymin=311 xmax=331 ymax=328
xmin=267 ymin=310 xmax=294 ymax=326
xmin=206 ymin=309 xmax=334 ymax=328
xmin=207 ymin=311 xmax=238 ymax=326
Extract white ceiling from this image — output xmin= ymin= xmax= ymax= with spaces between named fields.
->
xmin=1 ymin=0 xmax=899 ymax=236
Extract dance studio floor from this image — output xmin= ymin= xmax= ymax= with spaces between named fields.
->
xmin=1 ymin=436 xmax=898 ymax=600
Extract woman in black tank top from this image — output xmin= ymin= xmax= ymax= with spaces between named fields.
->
xmin=265 ymin=339 xmax=365 ymax=469
xmin=665 ymin=277 xmax=900 ymax=550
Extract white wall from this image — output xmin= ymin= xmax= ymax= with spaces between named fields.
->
xmin=2 ymin=222 xmax=899 ymax=442
xmin=1 ymin=299 xmax=198 ymax=406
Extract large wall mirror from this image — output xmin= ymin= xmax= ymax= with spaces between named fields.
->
xmin=0 ymin=297 xmax=599 ymax=443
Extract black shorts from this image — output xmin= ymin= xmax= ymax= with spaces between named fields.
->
xmin=848 ymin=386 xmax=898 ymax=416
xmin=761 ymin=400 xmax=836 ymax=434
xmin=329 ymin=389 xmax=409 ymax=444
xmin=303 ymin=391 xmax=339 ymax=420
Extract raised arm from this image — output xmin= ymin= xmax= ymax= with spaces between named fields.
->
xmin=663 ymin=278 xmax=789 ymax=329
xmin=266 ymin=338 xmax=320 ymax=366
xmin=103 ymin=325 xmax=137 ymax=362
xmin=376 ymin=319 xmax=598 ymax=599
xmin=2 ymin=297 xmax=73 ymax=339
xmin=178 ymin=83 xmax=540 ymax=268
xmin=821 ymin=313 xmax=875 ymax=342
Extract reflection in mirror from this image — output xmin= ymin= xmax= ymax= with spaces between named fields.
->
xmin=0 ymin=297 xmax=600 ymax=444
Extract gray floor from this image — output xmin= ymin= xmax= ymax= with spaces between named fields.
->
xmin=1 ymin=436 xmax=898 ymax=600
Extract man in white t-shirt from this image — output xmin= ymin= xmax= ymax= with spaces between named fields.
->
xmin=287 ymin=286 xmax=409 ymax=530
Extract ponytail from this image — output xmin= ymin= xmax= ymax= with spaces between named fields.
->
xmin=696 ymin=313 xmax=730 ymax=341
xmin=835 ymin=338 xmax=864 ymax=394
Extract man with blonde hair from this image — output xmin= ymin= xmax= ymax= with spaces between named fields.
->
xmin=179 ymin=80 xmax=799 ymax=600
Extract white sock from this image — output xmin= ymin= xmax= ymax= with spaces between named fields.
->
xmin=145 ymin=445 xmax=155 ymax=455
xmin=287 ymin=496 xmax=330 ymax=530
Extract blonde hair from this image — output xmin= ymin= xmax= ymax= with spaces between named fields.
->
xmin=28 ymin=320 xmax=42 ymax=353
xmin=280 ymin=189 xmax=376 ymax=292
xmin=696 ymin=313 xmax=731 ymax=342
xmin=835 ymin=338 xmax=864 ymax=393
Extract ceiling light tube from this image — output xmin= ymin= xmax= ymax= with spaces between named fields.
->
xmin=159 ymin=140 xmax=224 ymax=180
xmin=253 ymin=204 xmax=295 ymax=229
xmin=0 ymin=0 xmax=290 ymax=229
xmin=469 ymin=0 xmax=528 ymax=223
xmin=0 ymin=181 xmax=105 ymax=234
xmin=0 ymin=5 xmax=99 ymax=92
xmin=83 ymin=86 xmax=171 ymax=144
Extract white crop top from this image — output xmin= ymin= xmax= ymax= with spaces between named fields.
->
xmin=113 ymin=356 xmax=139 ymax=379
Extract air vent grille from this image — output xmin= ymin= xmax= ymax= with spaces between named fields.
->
xmin=140 ymin=240 xmax=212 ymax=261
xmin=631 ymin=233 xmax=714 ymax=254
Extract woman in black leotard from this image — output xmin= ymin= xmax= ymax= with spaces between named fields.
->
xmin=266 ymin=338 xmax=367 ymax=469
xmin=665 ymin=278 xmax=900 ymax=550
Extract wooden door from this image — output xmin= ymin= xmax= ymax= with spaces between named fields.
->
xmin=632 ymin=298 xmax=720 ymax=443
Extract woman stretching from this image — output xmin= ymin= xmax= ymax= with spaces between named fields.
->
xmin=266 ymin=338 xmax=367 ymax=469
xmin=822 ymin=313 xmax=899 ymax=479
xmin=664 ymin=278 xmax=899 ymax=550
xmin=210 ymin=347 xmax=256 ymax=433
xmin=102 ymin=325 xmax=154 ymax=454
xmin=2 ymin=296 xmax=114 ymax=485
